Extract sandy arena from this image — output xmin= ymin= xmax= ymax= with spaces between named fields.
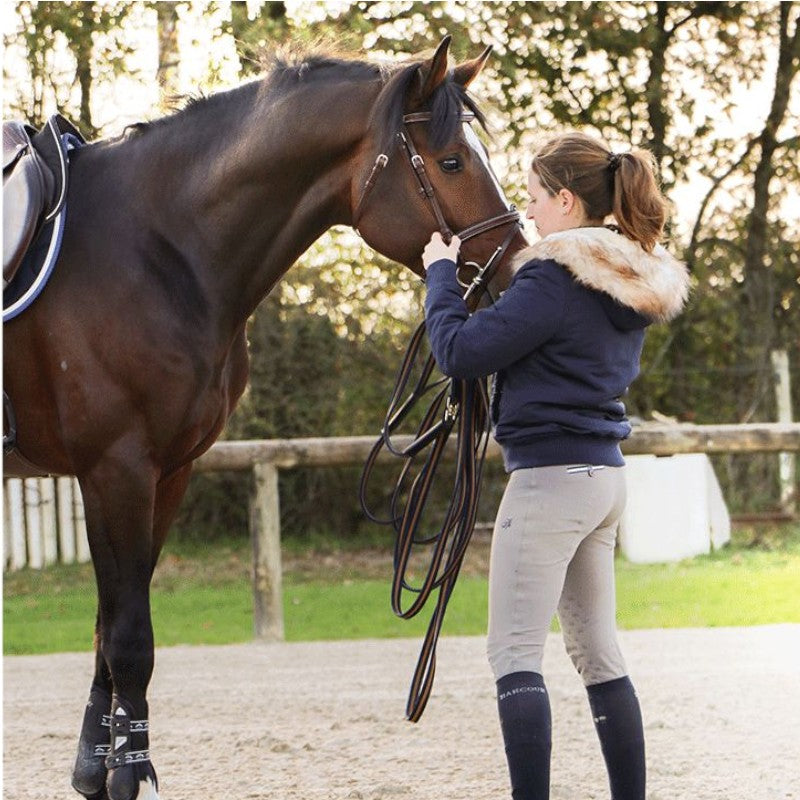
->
xmin=4 ymin=625 xmax=799 ymax=799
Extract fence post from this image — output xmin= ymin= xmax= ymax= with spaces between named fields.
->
xmin=771 ymin=350 xmax=796 ymax=516
xmin=3 ymin=481 xmax=11 ymax=570
xmin=73 ymin=478 xmax=91 ymax=563
xmin=24 ymin=478 xmax=43 ymax=569
xmin=40 ymin=478 xmax=58 ymax=566
xmin=57 ymin=476 xmax=77 ymax=564
xmin=7 ymin=479 xmax=26 ymax=570
xmin=249 ymin=461 xmax=284 ymax=641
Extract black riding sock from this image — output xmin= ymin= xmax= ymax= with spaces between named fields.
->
xmin=496 ymin=671 xmax=552 ymax=800
xmin=586 ymin=676 xmax=646 ymax=800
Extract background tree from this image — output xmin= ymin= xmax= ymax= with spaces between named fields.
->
xmin=154 ymin=1 xmax=181 ymax=110
xmin=3 ymin=0 xmax=798 ymax=535
xmin=5 ymin=0 xmax=136 ymax=135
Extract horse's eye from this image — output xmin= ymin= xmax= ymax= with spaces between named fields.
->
xmin=439 ymin=156 xmax=462 ymax=173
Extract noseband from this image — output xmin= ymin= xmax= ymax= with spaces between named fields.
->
xmin=353 ymin=112 xmax=522 ymax=303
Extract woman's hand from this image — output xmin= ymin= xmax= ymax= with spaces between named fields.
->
xmin=422 ymin=232 xmax=461 ymax=270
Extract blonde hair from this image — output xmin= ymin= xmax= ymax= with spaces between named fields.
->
xmin=530 ymin=132 xmax=668 ymax=252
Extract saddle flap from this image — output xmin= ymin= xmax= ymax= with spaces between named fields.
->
xmin=3 ymin=121 xmax=35 ymax=173
xmin=3 ymin=114 xmax=84 ymax=288
xmin=3 ymin=128 xmax=48 ymax=285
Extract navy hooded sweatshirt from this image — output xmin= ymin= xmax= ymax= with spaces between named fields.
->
xmin=424 ymin=226 xmax=689 ymax=472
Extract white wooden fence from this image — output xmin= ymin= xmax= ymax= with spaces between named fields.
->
xmin=4 ymin=423 xmax=799 ymax=640
xmin=4 ymin=423 xmax=799 ymax=574
xmin=3 ymin=476 xmax=90 ymax=571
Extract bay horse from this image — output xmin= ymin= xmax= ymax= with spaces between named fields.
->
xmin=3 ymin=37 xmax=526 ymax=800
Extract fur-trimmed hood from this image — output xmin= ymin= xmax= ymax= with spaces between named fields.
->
xmin=511 ymin=227 xmax=690 ymax=323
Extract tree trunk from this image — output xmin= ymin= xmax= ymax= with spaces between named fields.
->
xmin=156 ymin=1 xmax=180 ymax=111
xmin=743 ymin=4 xmax=800 ymax=321
xmin=72 ymin=1 xmax=97 ymax=137
xmin=740 ymin=3 xmax=800 ymax=415
xmin=644 ymin=3 xmax=671 ymax=173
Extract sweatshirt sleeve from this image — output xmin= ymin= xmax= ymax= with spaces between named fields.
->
xmin=424 ymin=257 xmax=567 ymax=379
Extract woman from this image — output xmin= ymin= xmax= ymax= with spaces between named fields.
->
xmin=422 ymin=132 xmax=690 ymax=800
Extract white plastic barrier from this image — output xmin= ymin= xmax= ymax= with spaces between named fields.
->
xmin=619 ymin=453 xmax=731 ymax=563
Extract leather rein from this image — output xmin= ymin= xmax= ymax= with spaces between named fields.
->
xmin=357 ymin=112 xmax=522 ymax=722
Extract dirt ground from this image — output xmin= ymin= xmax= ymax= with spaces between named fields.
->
xmin=3 ymin=625 xmax=799 ymax=800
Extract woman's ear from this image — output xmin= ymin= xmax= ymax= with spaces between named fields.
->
xmin=557 ymin=188 xmax=575 ymax=215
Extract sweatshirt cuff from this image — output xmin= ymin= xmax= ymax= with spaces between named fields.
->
xmin=424 ymin=258 xmax=457 ymax=283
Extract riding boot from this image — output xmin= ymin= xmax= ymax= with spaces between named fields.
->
xmin=72 ymin=683 xmax=112 ymax=799
xmin=587 ymin=676 xmax=646 ymax=800
xmin=496 ymin=671 xmax=552 ymax=800
xmin=105 ymin=695 xmax=159 ymax=800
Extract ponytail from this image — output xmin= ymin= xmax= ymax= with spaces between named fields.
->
xmin=530 ymin=133 xmax=668 ymax=252
xmin=611 ymin=150 xmax=667 ymax=253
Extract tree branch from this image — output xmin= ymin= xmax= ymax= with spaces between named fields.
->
xmin=692 ymin=236 xmax=747 ymax=257
xmin=777 ymin=134 xmax=800 ymax=150
xmin=686 ymin=136 xmax=758 ymax=270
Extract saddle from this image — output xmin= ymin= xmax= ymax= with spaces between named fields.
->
xmin=3 ymin=114 xmax=84 ymax=287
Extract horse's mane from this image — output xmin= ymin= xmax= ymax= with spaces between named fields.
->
xmin=125 ymin=48 xmax=487 ymax=152
xmin=268 ymin=49 xmax=487 ymax=153
xmin=268 ymin=51 xmax=386 ymax=85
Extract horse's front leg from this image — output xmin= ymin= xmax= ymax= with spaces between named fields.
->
xmin=72 ymin=465 xmax=193 ymax=799
xmin=74 ymin=449 xmax=161 ymax=800
xmin=72 ymin=617 xmax=114 ymax=800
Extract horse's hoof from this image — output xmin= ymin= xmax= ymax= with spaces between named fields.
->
xmin=106 ymin=766 xmax=159 ymax=800
xmin=75 ymin=791 xmax=110 ymax=800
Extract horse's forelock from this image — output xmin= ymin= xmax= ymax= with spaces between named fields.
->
xmin=370 ymin=62 xmax=488 ymax=155
xmin=429 ymin=83 xmax=487 ymax=150
xmin=369 ymin=63 xmax=420 ymax=154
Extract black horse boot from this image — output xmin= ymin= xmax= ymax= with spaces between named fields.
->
xmin=72 ymin=684 xmax=112 ymax=799
xmin=105 ymin=695 xmax=159 ymax=800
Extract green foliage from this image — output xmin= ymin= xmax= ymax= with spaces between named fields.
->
xmin=6 ymin=1 xmax=137 ymax=132
xmin=4 ymin=1 xmax=799 ymax=528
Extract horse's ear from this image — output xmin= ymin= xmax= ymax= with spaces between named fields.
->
xmin=415 ymin=35 xmax=452 ymax=103
xmin=452 ymin=45 xmax=493 ymax=88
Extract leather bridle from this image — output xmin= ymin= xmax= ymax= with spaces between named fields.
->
xmin=358 ymin=111 xmax=524 ymax=723
xmin=353 ymin=111 xmax=522 ymax=303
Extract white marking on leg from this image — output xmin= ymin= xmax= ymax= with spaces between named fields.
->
xmin=137 ymin=776 xmax=160 ymax=800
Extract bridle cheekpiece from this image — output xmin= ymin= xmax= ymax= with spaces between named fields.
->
xmin=353 ymin=111 xmax=522 ymax=304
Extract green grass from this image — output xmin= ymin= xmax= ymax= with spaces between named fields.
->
xmin=1 ymin=573 xmax=488 ymax=654
xmin=4 ymin=524 xmax=799 ymax=655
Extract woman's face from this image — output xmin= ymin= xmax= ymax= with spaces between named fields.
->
xmin=525 ymin=170 xmax=580 ymax=238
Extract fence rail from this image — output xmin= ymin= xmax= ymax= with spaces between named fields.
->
xmin=4 ymin=423 xmax=799 ymax=639
xmin=192 ymin=423 xmax=800 ymax=472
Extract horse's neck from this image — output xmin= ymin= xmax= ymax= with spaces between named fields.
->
xmin=124 ymin=79 xmax=374 ymax=328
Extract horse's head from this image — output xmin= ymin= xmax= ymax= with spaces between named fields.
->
xmin=352 ymin=36 xmax=528 ymax=297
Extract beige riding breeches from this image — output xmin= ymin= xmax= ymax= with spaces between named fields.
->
xmin=487 ymin=464 xmax=629 ymax=685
